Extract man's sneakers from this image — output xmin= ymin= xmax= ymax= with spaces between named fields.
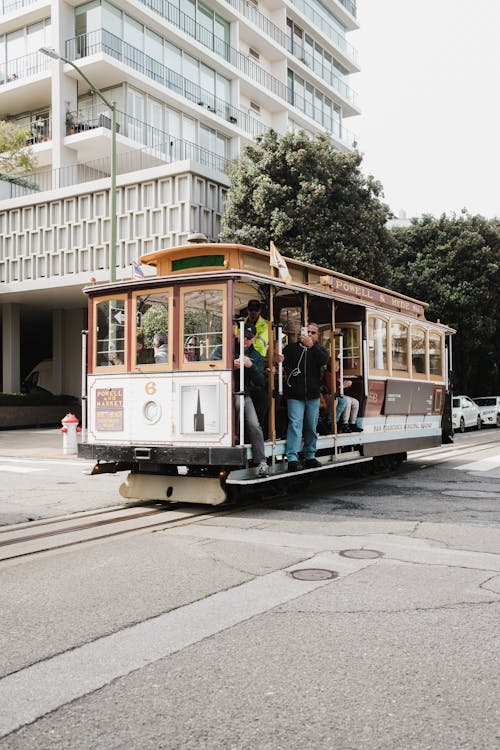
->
xmin=257 ymin=460 xmax=269 ymax=477
xmin=341 ymin=423 xmax=363 ymax=433
xmin=304 ymin=458 xmax=322 ymax=469
xmin=287 ymin=461 xmax=298 ymax=473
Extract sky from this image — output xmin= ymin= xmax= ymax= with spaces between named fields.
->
xmin=351 ymin=0 xmax=500 ymax=220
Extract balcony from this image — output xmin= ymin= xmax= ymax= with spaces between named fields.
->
xmin=0 ymin=50 xmax=50 ymax=85
xmin=25 ymin=114 xmax=51 ymax=144
xmin=65 ymin=31 xmax=268 ymax=138
xmin=0 ymin=51 xmax=51 ymax=117
xmin=0 ymin=0 xmax=43 ymax=14
xmin=223 ymin=0 xmax=358 ymax=70
xmin=137 ymin=0 xmax=359 ymax=99
xmin=1 ymin=136 xmax=229 ymax=200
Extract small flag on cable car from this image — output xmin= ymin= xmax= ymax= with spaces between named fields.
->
xmin=132 ymin=260 xmax=145 ymax=279
xmin=270 ymin=241 xmax=291 ymax=284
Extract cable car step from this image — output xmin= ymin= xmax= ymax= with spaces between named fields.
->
xmin=226 ymin=454 xmax=372 ymax=485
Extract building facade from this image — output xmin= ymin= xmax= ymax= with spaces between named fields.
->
xmin=0 ymin=0 xmax=359 ymax=396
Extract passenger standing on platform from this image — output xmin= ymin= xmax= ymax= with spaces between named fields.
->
xmin=234 ymin=323 xmax=269 ymax=478
xmin=283 ymin=322 xmax=328 ymax=471
xmin=242 ymin=299 xmax=270 ymax=433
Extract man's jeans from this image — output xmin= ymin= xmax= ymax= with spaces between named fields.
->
xmin=286 ymin=397 xmax=320 ymax=462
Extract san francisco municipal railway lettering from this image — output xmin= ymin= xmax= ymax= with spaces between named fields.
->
xmin=79 ymin=241 xmax=453 ymax=505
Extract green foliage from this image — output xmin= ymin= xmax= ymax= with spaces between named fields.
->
xmin=390 ymin=213 xmax=500 ymax=394
xmin=0 ymin=120 xmax=37 ymax=174
xmin=140 ymin=305 xmax=168 ymax=347
xmin=220 ymin=129 xmax=395 ymax=284
xmin=0 ymin=392 xmax=78 ymax=405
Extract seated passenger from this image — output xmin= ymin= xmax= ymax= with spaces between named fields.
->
xmin=334 ymin=357 xmax=362 ymax=432
xmin=322 ymin=359 xmax=348 ymax=427
xmin=153 ymin=332 xmax=168 ymax=363
xmin=209 ymin=343 xmax=223 ymax=360
xmin=234 ymin=324 xmax=269 ymax=478
xmin=136 ymin=332 xmax=154 ymax=364
xmin=184 ymin=335 xmax=200 ymax=362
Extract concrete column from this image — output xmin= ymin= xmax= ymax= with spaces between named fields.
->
xmin=52 ymin=310 xmax=63 ymax=395
xmin=2 ymin=304 xmax=21 ymax=393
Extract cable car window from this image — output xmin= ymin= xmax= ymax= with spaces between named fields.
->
xmin=95 ymin=297 xmax=126 ymax=369
xmin=368 ymin=316 xmax=388 ymax=373
xmin=337 ymin=324 xmax=361 ymax=377
xmin=429 ymin=331 xmax=443 ymax=378
xmin=411 ymin=326 xmax=427 ymax=377
xmin=391 ymin=321 xmax=409 ymax=375
xmin=134 ymin=290 xmax=171 ymax=369
xmin=181 ymin=286 xmax=225 ymax=365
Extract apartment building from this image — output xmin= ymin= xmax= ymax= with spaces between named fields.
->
xmin=0 ymin=0 xmax=359 ymax=396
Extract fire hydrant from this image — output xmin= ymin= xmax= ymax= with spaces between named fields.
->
xmin=61 ymin=413 xmax=81 ymax=455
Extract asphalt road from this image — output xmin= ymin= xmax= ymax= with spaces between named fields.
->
xmin=0 ymin=429 xmax=499 ymax=749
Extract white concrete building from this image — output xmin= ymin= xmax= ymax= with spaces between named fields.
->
xmin=0 ymin=0 xmax=359 ymax=396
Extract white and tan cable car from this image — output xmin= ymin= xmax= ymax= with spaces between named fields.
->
xmin=79 ymin=241 xmax=454 ymax=504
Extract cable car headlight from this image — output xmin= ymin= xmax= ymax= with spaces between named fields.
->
xmin=143 ymin=400 xmax=161 ymax=424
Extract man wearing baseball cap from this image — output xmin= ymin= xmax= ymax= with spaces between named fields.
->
xmin=233 ymin=322 xmax=269 ymax=478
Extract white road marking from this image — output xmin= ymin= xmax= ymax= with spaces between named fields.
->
xmin=0 ymin=465 xmax=47 ymax=474
xmin=455 ymin=454 xmax=500 ymax=472
xmin=0 ymin=552 xmax=370 ymax=737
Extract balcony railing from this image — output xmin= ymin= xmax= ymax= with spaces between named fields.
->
xmin=65 ymin=102 xmax=230 ymax=163
xmin=341 ymin=0 xmax=356 ymax=17
xmin=65 ymin=30 xmax=267 ymax=139
xmin=25 ymin=115 xmax=52 ymax=144
xmin=0 ymin=51 xmax=50 ymax=85
xmin=1 ymin=0 xmax=41 ymax=13
xmin=4 ymin=138 xmax=228 ymax=199
xmin=137 ymin=0 xmax=358 ymax=99
xmin=288 ymin=0 xmax=358 ymax=64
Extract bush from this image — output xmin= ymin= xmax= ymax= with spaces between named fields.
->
xmin=0 ymin=392 xmax=79 ymax=406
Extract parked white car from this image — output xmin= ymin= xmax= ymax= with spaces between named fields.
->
xmin=452 ymin=396 xmax=482 ymax=433
xmin=472 ymin=396 xmax=500 ymax=428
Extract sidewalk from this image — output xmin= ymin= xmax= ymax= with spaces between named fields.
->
xmin=0 ymin=428 xmax=78 ymax=460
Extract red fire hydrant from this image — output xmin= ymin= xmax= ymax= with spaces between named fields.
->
xmin=61 ymin=413 xmax=81 ymax=455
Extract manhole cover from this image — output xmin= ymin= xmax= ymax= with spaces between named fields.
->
xmin=289 ymin=568 xmax=338 ymax=581
xmin=339 ymin=549 xmax=383 ymax=559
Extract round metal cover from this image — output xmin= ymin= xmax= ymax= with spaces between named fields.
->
xmin=289 ymin=568 xmax=338 ymax=581
xmin=339 ymin=549 xmax=383 ymax=559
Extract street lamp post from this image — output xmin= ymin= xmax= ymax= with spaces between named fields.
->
xmin=40 ymin=47 xmax=117 ymax=282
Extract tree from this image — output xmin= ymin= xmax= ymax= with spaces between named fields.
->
xmin=0 ymin=120 xmax=37 ymax=175
xmin=220 ymin=129 xmax=395 ymax=284
xmin=390 ymin=213 xmax=500 ymax=395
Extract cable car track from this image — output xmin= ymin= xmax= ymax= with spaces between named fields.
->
xmin=2 ymin=435 xmax=497 ymax=566
xmin=0 ymin=503 xmax=231 ymax=566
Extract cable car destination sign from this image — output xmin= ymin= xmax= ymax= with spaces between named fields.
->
xmin=321 ymin=275 xmax=425 ymax=318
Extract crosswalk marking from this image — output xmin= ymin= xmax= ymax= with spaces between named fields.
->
xmin=0 ymin=465 xmax=47 ymax=474
xmin=455 ymin=454 xmax=500 ymax=472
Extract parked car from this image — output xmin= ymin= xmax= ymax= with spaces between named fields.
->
xmin=451 ymin=396 xmax=482 ymax=432
xmin=21 ymin=359 xmax=55 ymax=395
xmin=472 ymin=396 xmax=500 ymax=428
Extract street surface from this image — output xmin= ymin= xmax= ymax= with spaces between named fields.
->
xmin=0 ymin=428 xmax=499 ymax=749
